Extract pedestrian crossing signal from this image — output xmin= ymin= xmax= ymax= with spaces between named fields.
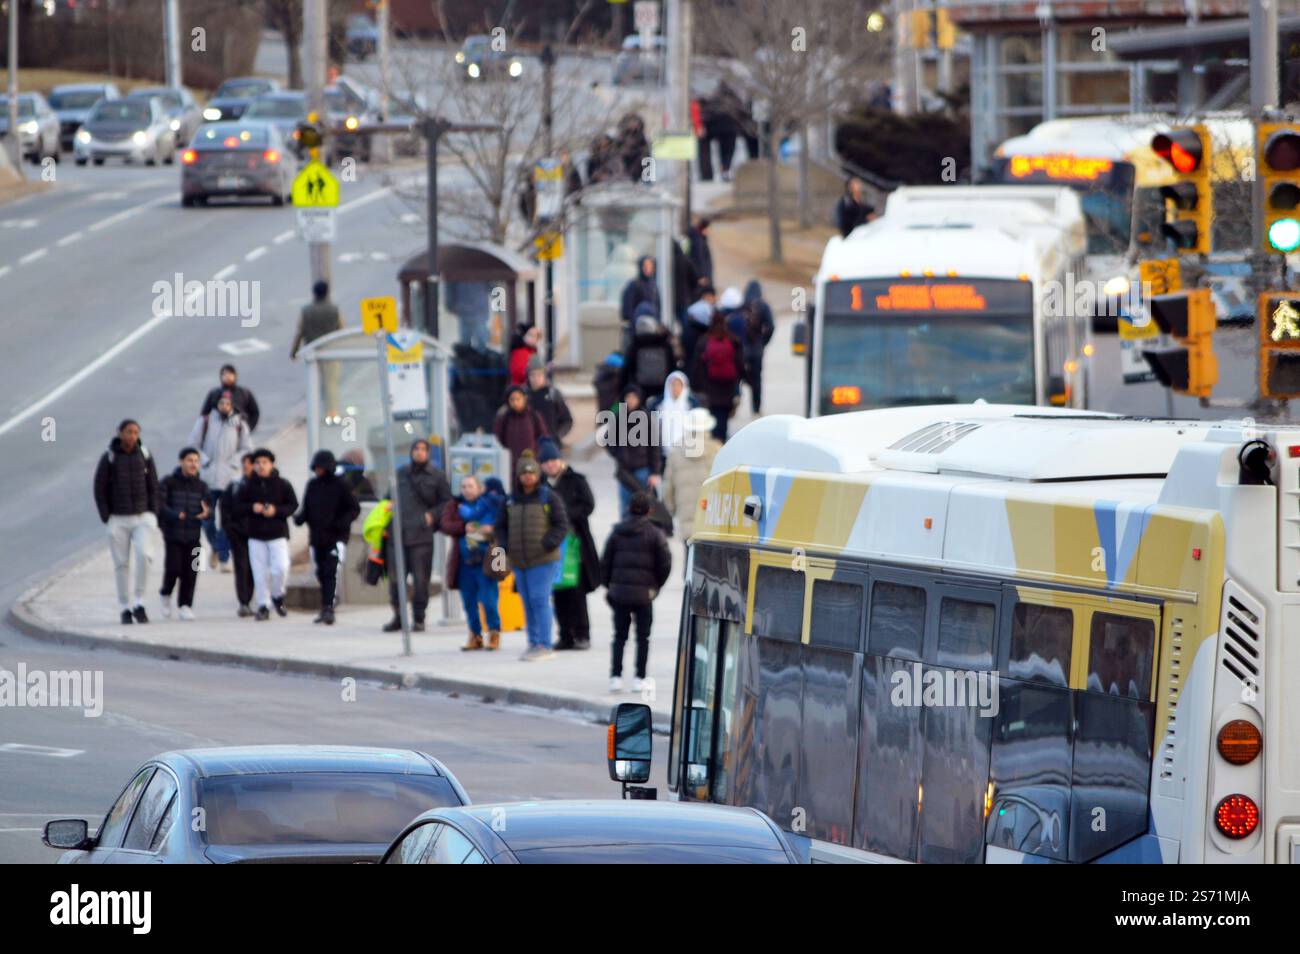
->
xmin=1259 ymin=292 xmax=1300 ymax=399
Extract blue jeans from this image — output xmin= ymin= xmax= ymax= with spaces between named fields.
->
xmin=514 ymin=561 xmax=559 ymax=648
xmin=204 ymin=487 xmax=230 ymax=562
xmin=458 ymin=560 xmax=501 ymax=635
xmin=619 ymin=465 xmax=651 ymax=519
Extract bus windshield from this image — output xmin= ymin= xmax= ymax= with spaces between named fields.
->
xmin=818 ymin=279 xmax=1036 ymax=413
xmin=990 ymin=156 xmax=1135 ymax=256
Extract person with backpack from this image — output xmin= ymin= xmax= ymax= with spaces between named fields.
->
xmin=187 ymin=390 xmax=252 ymax=572
xmin=691 ymin=312 xmax=746 ymax=442
xmin=601 ymin=491 xmax=672 ymax=692
xmin=93 ymin=419 xmax=160 ymax=625
xmin=495 ymin=451 xmax=570 ymax=661
xmin=493 ymin=385 xmax=549 ymax=489
xmin=220 ymin=452 xmax=257 ymax=617
xmin=235 ymin=448 xmax=299 ymax=621
xmin=741 ymin=280 xmax=777 ymax=415
xmin=526 ymin=357 xmax=573 ymax=445
xmin=157 ymin=447 xmax=209 ymax=621
xmin=199 ymin=365 xmax=260 ymax=433
xmin=293 ymin=449 xmax=360 ymax=625
xmin=539 ymin=438 xmax=599 ymax=652
xmin=620 ymin=306 xmax=676 ymax=399
xmin=683 ymin=285 xmax=716 ymax=374
xmin=606 ymin=384 xmax=662 ymax=518
xmin=440 ymin=474 xmax=502 ymax=652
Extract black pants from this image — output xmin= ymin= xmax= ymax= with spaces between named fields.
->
xmin=389 ymin=542 xmax=433 ymax=621
xmin=553 ymin=587 xmax=590 ymax=646
xmin=611 ymin=602 xmax=652 ymax=679
xmin=697 ymin=135 xmax=714 ymax=181
xmin=161 ymin=539 xmax=199 ymax=608
xmin=747 ymin=352 xmax=764 ymax=414
xmin=227 ymin=530 xmax=254 ymax=607
xmin=716 ymin=130 xmax=738 ymax=174
xmin=708 ymin=402 xmax=731 ymax=442
xmin=313 ymin=543 xmax=339 ymax=609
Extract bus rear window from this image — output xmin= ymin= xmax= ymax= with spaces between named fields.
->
xmin=1087 ymin=613 xmax=1155 ymax=699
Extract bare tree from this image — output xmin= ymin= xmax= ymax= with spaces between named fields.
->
xmin=698 ymin=0 xmax=884 ymax=263
xmin=264 ymin=0 xmax=303 ymax=89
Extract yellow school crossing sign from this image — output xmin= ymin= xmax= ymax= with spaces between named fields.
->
xmin=291 ymin=160 xmax=340 ymax=207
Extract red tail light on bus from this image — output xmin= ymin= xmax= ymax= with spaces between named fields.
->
xmin=1214 ymin=794 xmax=1259 ymax=839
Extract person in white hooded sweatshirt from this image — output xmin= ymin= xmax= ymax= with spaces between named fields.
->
xmin=645 ymin=370 xmax=699 ymax=466
xmin=187 ymin=390 xmax=252 ymax=572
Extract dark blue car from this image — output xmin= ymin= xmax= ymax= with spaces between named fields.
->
xmin=43 ymin=745 xmax=470 ymax=864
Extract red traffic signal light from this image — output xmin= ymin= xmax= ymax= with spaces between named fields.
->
xmin=1152 ymin=130 xmax=1204 ymax=174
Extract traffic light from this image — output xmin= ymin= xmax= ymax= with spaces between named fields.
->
xmin=935 ymin=9 xmax=957 ymax=50
xmin=1141 ymin=288 xmax=1218 ymax=397
xmin=1151 ymin=126 xmax=1212 ymax=255
xmin=1258 ymin=292 xmax=1300 ymax=398
xmin=1259 ymin=124 xmax=1300 ymax=253
xmin=296 ymin=114 xmax=323 ymax=156
xmin=908 ymin=9 xmax=932 ymax=49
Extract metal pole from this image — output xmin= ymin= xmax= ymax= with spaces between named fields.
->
xmin=163 ymin=0 xmax=181 ymax=89
xmin=373 ymin=0 xmax=392 ymax=163
xmin=542 ymin=44 xmax=556 ymax=362
xmin=667 ymin=0 xmax=692 ymax=233
xmin=424 ymin=117 xmax=442 ymax=339
xmin=1250 ymin=0 xmax=1278 ymax=411
xmin=6 ymin=0 xmax=20 ymax=171
xmin=376 ymin=333 xmax=412 ymax=655
xmin=304 ymin=0 xmax=331 ymax=287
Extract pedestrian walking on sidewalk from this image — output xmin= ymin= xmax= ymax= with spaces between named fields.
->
xmin=740 ymin=280 xmax=776 ymax=415
xmin=662 ymin=408 xmax=723 ymax=540
xmin=493 ymin=384 xmax=548 ymax=490
xmin=220 ymin=452 xmax=256 ymax=617
xmin=496 ymin=451 xmax=569 ymax=661
xmin=601 ymin=492 xmax=672 ymax=692
xmin=620 ymin=307 xmax=677 ymax=398
xmin=540 ymin=439 xmax=599 ymax=651
xmin=383 ymin=439 xmax=452 ymax=633
xmin=440 ymin=474 xmax=502 ymax=651
xmin=188 ymin=390 xmax=252 ymax=572
xmin=291 ymin=280 xmax=345 ymax=422
xmin=235 ymin=448 xmax=298 ymax=621
xmin=508 ymin=324 xmax=541 ymax=387
xmin=199 ymin=364 xmax=261 ymax=433
xmin=646 ymin=370 xmax=699 ymax=454
xmin=606 ymin=385 xmax=662 ymax=519
xmin=158 ymin=447 xmax=209 ymax=621
xmin=93 ymin=419 xmax=160 ymax=625
xmin=526 ymin=358 xmax=573 ymax=446
xmin=691 ymin=312 xmax=745 ymax=443
xmin=294 ymin=450 xmax=360 ymax=626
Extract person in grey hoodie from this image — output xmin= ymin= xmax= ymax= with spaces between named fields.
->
xmin=187 ymin=390 xmax=252 ymax=571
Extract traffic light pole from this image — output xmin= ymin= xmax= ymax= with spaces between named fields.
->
xmin=1249 ymin=0 xmax=1285 ymax=415
xmin=542 ymin=45 xmax=556 ymax=365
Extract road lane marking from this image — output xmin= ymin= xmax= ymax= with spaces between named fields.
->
xmin=214 ymin=264 xmax=237 ymax=280
xmin=0 ymin=265 xmax=10 ymax=279
xmin=219 ymin=337 xmax=271 ymax=355
xmin=0 ymin=743 xmax=84 ymax=758
xmin=273 ymin=230 xmax=294 ymax=244
xmin=56 ymin=231 xmax=83 ymax=247
xmin=245 ymin=245 xmax=267 ymax=261
xmin=1 ymin=218 xmax=37 ymax=229
xmin=0 ymin=309 xmax=173 ymax=440
xmin=86 ymin=194 xmax=171 ymax=233
xmin=19 ymin=248 xmax=47 ymax=265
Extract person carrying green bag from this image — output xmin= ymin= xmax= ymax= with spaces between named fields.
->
xmin=539 ymin=438 xmax=600 ymax=650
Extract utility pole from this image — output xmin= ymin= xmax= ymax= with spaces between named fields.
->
xmin=893 ymin=0 xmax=916 ymax=115
xmin=303 ymin=0 xmax=331 ymax=288
xmin=6 ymin=0 xmax=21 ymax=173
xmin=376 ymin=332 xmax=412 ymax=655
xmin=541 ymin=43 xmax=556 ymax=363
xmin=1250 ymin=0 xmax=1279 ymax=412
xmin=374 ymin=0 xmax=392 ymax=163
xmin=162 ymin=0 xmax=182 ymax=89
xmin=666 ymin=0 xmax=692 ymax=232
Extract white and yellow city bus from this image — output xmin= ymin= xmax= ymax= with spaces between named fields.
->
xmin=665 ymin=403 xmax=1300 ymax=863
xmin=807 ymin=185 xmax=1090 ymax=416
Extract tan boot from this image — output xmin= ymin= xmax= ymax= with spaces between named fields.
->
xmin=461 ymin=631 xmax=484 ymax=652
xmin=486 ymin=630 xmax=501 ymax=651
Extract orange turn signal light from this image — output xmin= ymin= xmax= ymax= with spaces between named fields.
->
xmin=1216 ymin=719 xmax=1262 ymax=765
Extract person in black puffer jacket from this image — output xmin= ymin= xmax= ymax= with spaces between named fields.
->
xmin=600 ymin=492 xmax=671 ymax=690
xmin=220 ymin=452 xmax=256 ymax=617
xmin=158 ymin=447 xmax=210 ymax=619
xmin=234 ymin=448 xmax=299 ymax=621
xmin=293 ymin=449 xmax=360 ymax=625
xmin=606 ymin=385 xmax=662 ymax=518
xmin=93 ymin=419 xmax=160 ymax=624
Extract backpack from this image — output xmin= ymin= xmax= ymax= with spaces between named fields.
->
xmin=702 ymin=336 xmax=738 ymax=382
xmin=634 ymin=344 xmax=670 ymax=390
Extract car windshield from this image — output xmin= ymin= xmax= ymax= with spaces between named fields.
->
xmin=132 ymin=90 xmax=181 ymax=110
xmin=91 ymin=101 xmax=151 ymax=124
xmin=191 ymin=124 xmax=270 ymax=149
xmin=199 ymin=772 xmax=459 ymax=846
xmin=50 ymin=90 xmax=105 ymax=109
xmin=325 ymin=91 xmax=353 ymax=115
xmin=246 ymin=98 xmax=303 ymax=119
xmin=216 ymin=80 xmax=272 ymax=98
xmin=0 ymin=98 xmax=35 ymax=118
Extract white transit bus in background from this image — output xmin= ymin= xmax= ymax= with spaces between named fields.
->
xmin=801 ymin=185 xmax=1092 ymax=417
xmin=661 ymin=403 xmax=1300 ymax=863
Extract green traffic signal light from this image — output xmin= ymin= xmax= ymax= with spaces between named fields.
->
xmin=1268 ymin=218 xmax=1300 ymax=252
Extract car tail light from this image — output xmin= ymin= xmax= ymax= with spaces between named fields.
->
xmin=223 ymin=136 xmax=239 ymax=148
xmin=1216 ymin=720 xmax=1262 ymax=765
xmin=1214 ymin=794 xmax=1259 ymax=839
xmin=263 ymin=149 xmax=280 ymax=164
xmin=181 ymin=149 xmax=197 ymax=165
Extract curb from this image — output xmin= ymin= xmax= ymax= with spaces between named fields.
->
xmin=8 ymin=562 xmax=672 ymax=734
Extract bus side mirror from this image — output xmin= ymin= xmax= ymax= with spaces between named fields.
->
xmin=607 ymin=702 xmax=652 ymax=785
xmin=792 ymin=320 xmax=808 ymax=356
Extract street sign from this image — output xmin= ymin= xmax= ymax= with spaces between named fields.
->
xmin=533 ymin=158 xmax=565 ymax=222
xmin=534 ymin=230 xmax=563 ymax=261
xmin=385 ymin=330 xmax=428 ymax=420
xmin=291 ymin=159 xmax=340 ymax=207
xmin=361 ymin=295 xmax=398 ymax=334
xmin=652 ymin=133 xmax=698 ymax=161
xmin=1118 ymin=312 xmax=1159 ymax=342
xmin=296 ymin=207 xmax=336 ymax=243
xmin=1139 ymin=257 xmax=1181 ymax=296
xmin=634 ymin=0 xmax=659 ymax=31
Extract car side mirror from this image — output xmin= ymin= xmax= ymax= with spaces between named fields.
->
xmin=607 ymin=702 xmax=653 ymax=786
xmin=43 ymin=818 xmax=91 ymax=850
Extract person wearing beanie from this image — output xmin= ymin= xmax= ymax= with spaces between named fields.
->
xmin=540 ymin=441 xmax=600 ymax=651
xmin=157 ymin=446 xmax=210 ymax=621
xmin=198 ymin=364 xmax=261 ymax=433
xmin=600 ymin=491 xmax=671 ymax=692
xmin=293 ymin=449 xmax=360 ymax=625
xmin=383 ymin=438 xmax=451 ymax=633
xmin=493 ymin=384 xmax=549 ymax=491
xmin=495 ymin=450 xmax=570 ymax=660
xmin=526 ymin=358 xmax=573 ymax=444
xmin=234 ymin=448 xmax=298 ymax=621
xmin=620 ymin=306 xmax=677 ymax=398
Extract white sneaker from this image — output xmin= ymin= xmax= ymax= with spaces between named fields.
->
xmin=609 ymin=676 xmax=623 ymax=692
xmin=159 ymin=596 xmax=172 ymax=619
xmin=631 ymin=677 xmax=644 ymax=694
xmin=178 ymin=606 xmax=195 ymax=621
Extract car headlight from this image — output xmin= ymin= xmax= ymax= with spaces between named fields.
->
xmin=21 ymin=120 xmax=38 ymax=134
xmin=509 ymin=60 xmax=523 ymax=77
xmin=132 ymin=130 xmax=148 ymax=145
xmin=467 ymin=63 xmax=480 ymax=78
xmin=1103 ymin=275 xmax=1131 ymax=297
xmin=76 ymin=129 xmax=92 ymax=144
xmin=203 ymin=107 xmax=221 ymax=121
xmin=344 ymin=115 xmax=359 ymax=131
xmin=170 ymin=118 xmax=181 ymax=132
